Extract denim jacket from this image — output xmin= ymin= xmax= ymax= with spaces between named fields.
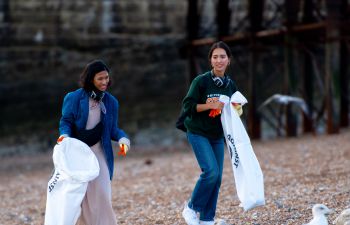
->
xmin=59 ymin=88 xmax=127 ymax=180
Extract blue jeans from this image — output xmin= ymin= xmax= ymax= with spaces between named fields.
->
xmin=186 ymin=132 xmax=224 ymax=221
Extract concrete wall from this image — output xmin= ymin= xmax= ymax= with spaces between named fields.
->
xmin=0 ymin=0 xmax=189 ymax=147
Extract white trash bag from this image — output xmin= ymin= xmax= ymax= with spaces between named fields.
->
xmin=220 ymin=92 xmax=265 ymax=211
xmin=44 ymin=137 xmax=100 ymax=225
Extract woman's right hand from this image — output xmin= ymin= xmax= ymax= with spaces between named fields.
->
xmin=207 ymin=101 xmax=224 ymax=118
xmin=196 ymin=100 xmax=224 ymax=113
xmin=208 ymin=101 xmax=224 ymax=110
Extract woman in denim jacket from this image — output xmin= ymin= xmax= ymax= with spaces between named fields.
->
xmin=58 ymin=59 xmax=130 ymax=225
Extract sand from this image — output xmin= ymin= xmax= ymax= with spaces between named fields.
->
xmin=0 ymin=129 xmax=349 ymax=225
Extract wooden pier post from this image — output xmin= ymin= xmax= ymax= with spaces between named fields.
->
xmin=324 ymin=0 xmax=342 ymax=134
xmin=247 ymin=0 xmax=264 ymax=139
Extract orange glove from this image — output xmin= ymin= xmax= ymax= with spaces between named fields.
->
xmin=57 ymin=135 xmax=65 ymax=144
xmin=117 ymin=137 xmax=130 ymax=156
xmin=209 ymin=109 xmax=221 ymax=118
xmin=118 ymin=144 xmax=127 ymax=156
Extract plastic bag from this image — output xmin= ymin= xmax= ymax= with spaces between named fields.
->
xmin=44 ymin=137 xmax=100 ymax=225
xmin=220 ymin=92 xmax=265 ymax=211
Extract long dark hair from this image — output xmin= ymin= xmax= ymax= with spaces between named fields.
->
xmin=80 ymin=59 xmax=112 ymax=91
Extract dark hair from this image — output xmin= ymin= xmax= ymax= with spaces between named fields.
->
xmin=207 ymin=41 xmax=232 ymax=61
xmin=80 ymin=59 xmax=112 ymax=91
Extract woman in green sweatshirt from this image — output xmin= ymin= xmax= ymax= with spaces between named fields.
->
xmin=181 ymin=41 xmax=238 ymax=225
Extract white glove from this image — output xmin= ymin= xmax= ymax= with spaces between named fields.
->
xmin=118 ymin=137 xmax=130 ymax=154
xmin=232 ymin=103 xmax=243 ymax=116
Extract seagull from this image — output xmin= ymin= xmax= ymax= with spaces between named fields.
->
xmin=334 ymin=208 xmax=350 ymax=225
xmin=303 ymin=204 xmax=333 ymax=225
xmin=258 ymin=94 xmax=309 ymax=115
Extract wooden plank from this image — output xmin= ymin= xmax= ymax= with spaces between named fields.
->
xmin=191 ymin=22 xmax=327 ymax=46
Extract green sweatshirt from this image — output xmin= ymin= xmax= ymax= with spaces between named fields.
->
xmin=182 ymin=71 xmax=238 ymax=139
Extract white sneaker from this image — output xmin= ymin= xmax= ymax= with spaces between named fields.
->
xmin=199 ymin=220 xmax=214 ymax=225
xmin=182 ymin=202 xmax=199 ymax=225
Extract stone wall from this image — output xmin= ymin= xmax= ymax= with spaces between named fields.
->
xmin=0 ymin=0 xmax=189 ymax=147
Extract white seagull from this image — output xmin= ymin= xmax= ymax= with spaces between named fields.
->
xmin=303 ymin=204 xmax=333 ymax=225
xmin=333 ymin=208 xmax=350 ymax=225
xmin=258 ymin=94 xmax=309 ymax=115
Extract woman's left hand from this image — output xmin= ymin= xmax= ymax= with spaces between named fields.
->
xmin=118 ymin=137 xmax=130 ymax=156
xmin=232 ymin=103 xmax=243 ymax=116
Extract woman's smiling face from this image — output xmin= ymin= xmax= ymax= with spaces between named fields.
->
xmin=93 ymin=71 xmax=109 ymax=91
xmin=211 ymin=48 xmax=230 ymax=76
